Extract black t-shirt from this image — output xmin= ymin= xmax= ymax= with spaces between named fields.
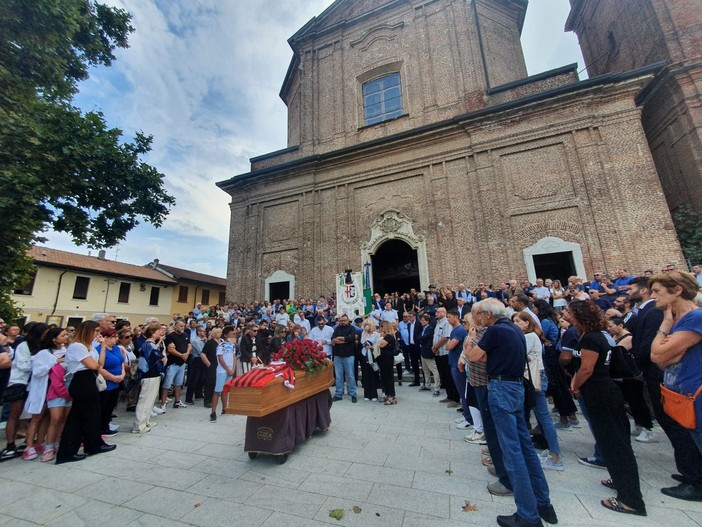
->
xmin=165 ymin=331 xmax=190 ymax=366
xmin=480 ymin=317 xmax=526 ymax=377
xmin=381 ymin=334 xmax=396 ymax=357
xmin=202 ymin=339 xmax=218 ymax=373
xmin=575 ymin=330 xmax=611 ymax=384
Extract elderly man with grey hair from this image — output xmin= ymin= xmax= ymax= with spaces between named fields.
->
xmin=467 ymin=298 xmax=556 ymax=527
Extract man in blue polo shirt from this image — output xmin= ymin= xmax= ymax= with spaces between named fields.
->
xmin=468 ymin=298 xmax=556 ymax=527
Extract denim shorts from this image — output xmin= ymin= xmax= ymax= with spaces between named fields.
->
xmin=163 ymin=363 xmax=186 ymax=389
xmin=47 ymin=397 xmax=72 ymax=409
xmin=214 ymin=372 xmax=232 ymax=393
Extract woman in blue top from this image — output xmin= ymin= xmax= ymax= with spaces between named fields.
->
xmin=97 ymin=328 xmax=125 ymax=437
xmin=650 ymin=271 xmax=702 ymax=453
xmin=533 ymin=299 xmax=578 ymax=429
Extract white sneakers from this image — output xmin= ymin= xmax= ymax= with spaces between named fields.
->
xmin=634 ymin=428 xmax=653 ymax=443
xmin=464 ymin=431 xmax=486 ymax=444
xmin=152 ymin=404 xmax=166 ymax=415
xmin=456 ymin=419 xmax=473 ymax=430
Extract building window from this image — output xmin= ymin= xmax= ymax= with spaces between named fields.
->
xmin=14 ymin=271 xmax=36 ymax=295
xmin=66 ymin=316 xmax=84 ymax=329
xmin=178 ymin=285 xmax=188 ymax=303
xmin=201 ymin=289 xmax=210 ymax=305
xmin=363 ymin=72 xmax=403 ymax=125
xmin=117 ymin=282 xmax=131 ymax=303
xmin=149 ymin=286 xmax=160 ymax=306
xmin=72 ymin=276 xmax=90 ymax=300
xmin=218 ymin=291 xmax=226 ymax=306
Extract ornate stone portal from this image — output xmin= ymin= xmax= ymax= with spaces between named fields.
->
xmin=360 ymin=210 xmax=429 ymax=292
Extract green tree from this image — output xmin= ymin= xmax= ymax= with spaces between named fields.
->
xmin=672 ymin=204 xmax=702 ymax=266
xmin=0 ymin=0 xmax=175 ymax=322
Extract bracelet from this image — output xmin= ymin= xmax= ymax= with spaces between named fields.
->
xmin=657 ymin=330 xmax=669 ymax=337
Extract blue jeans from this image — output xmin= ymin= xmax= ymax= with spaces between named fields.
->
xmin=489 ymin=379 xmax=551 ymax=523
xmin=451 ymin=366 xmax=471 ymax=422
xmin=334 ymin=355 xmax=357 ymax=398
xmin=577 ymin=395 xmax=603 ymax=461
xmin=533 ymin=373 xmax=560 ymax=456
xmin=475 ymin=385 xmax=511 ymax=490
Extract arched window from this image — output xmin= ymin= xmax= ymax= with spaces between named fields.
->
xmin=363 ymin=72 xmax=403 ymax=125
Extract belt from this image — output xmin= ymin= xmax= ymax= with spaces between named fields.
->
xmin=489 ymin=375 xmax=522 ymax=382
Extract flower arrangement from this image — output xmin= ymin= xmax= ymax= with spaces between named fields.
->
xmin=272 ymin=339 xmax=330 ymax=373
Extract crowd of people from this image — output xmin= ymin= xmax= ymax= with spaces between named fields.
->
xmin=1 ymin=263 xmax=701 ymax=527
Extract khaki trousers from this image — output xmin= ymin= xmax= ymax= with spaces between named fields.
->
xmin=133 ymin=376 xmax=160 ymax=432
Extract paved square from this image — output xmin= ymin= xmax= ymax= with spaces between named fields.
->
xmin=1 ymin=383 xmax=700 ymax=526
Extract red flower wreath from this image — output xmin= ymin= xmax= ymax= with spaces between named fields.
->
xmin=272 ymin=339 xmax=330 ymax=373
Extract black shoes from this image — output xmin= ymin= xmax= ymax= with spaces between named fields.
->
xmin=210 ymin=412 xmax=217 ymax=422
xmin=408 ymin=382 xmax=420 ymax=387
xmin=351 ymin=396 xmax=357 ymax=403
xmin=419 ymin=386 xmax=430 ymax=391
xmin=55 ymin=454 xmax=87 ymax=465
xmin=661 ymin=483 xmax=702 ymax=501
xmin=538 ymin=504 xmax=558 ymax=524
xmin=88 ymin=444 xmax=116 ymax=455
xmin=497 ymin=513 xmax=544 ymax=527
xmin=332 ymin=396 xmax=343 ymax=402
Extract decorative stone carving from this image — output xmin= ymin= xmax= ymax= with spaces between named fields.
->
xmin=360 ymin=210 xmax=429 ymax=292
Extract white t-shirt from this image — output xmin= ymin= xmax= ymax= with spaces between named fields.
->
xmin=275 ymin=312 xmax=290 ymax=326
xmin=308 ymin=324 xmax=335 ymax=356
xmin=380 ymin=309 xmax=399 ymax=323
xmin=216 ymin=340 xmax=236 ymax=375
xmin=66 ymin=342 xmax=98 ymax=373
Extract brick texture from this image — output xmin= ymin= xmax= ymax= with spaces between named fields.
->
xmin=220 ymin=0 xmax=688 ymax=302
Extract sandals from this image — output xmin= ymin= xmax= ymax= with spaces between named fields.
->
xmin=481 ymin=456 xmax=493 ymax=466
xmin=601 ymin=479 xmax=616 ymax=490
xmin=601 ymin=497 xmax=646 ymax=516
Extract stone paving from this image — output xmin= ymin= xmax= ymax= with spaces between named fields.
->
xmin=1 ymin=379 xmax=701 ymax=527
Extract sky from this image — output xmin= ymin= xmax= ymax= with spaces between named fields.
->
xmin=44 ymin=0 xmax=585 ymax=278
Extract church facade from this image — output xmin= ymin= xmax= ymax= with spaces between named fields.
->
xmin=218 ymin=0 xmax=690 ymax=301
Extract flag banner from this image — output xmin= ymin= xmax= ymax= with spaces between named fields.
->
xmin=336 ymin=271 xmax=364 ymax=318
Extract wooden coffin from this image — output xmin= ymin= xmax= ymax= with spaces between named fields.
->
xmin=224 ymin=365 xmax=334 ymax=417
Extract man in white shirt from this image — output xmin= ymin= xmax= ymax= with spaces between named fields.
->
xmin=308 ymin=317 xmax=334 ymax=357
xmin=432 ymin=307 xmax=458 ymax=403
xmin=275 ymin=307 xmax=290 ymax=326
xmin=379 ymin=302 xmax=398 ymax=323
xmin=531 ymin=278 xmax=551 ymax=301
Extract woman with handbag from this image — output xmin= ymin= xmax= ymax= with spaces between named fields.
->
xmin=56 ymin=320 xmax=116 ymax=464
xmin=650 ymin=271 xmax=702 ymax=453
xmin=606 ymin=316 xmax=653 ymax=442
xmin=568 ymin=300 xmax=646 ymax=516
xmin=513 ymin=312 xmax=563 ymax=471
xmin=360 ymin=319 xmax=380 ymax=401
xmin=97 ymin=328 xmax=125 ymax=437
xmin=533 ymin=299 xmax=579 ymax=430
xmin=377 ymin=321 xmax=398 ymax=405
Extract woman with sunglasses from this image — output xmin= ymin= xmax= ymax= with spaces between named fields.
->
xmin=117 ymin=328 xmax=139 ymax=411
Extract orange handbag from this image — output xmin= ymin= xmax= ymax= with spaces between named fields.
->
xmin=660 ymin=383 xmax=702 ymax=430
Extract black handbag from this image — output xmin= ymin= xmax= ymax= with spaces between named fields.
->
xmin=608 ymin=345 xmax=641 ymax=379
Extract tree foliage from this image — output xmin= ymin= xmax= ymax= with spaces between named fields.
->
xmin=0 ymin=0 xmax=175 ymax=321
xmin=672 ymin=203 xmax=702 ymax=266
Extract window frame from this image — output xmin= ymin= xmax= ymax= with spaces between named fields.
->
xmin=117 ymin=282 xmax=131 ymax=304
xmin=149 ymin=286 xmax=160 ymax=307
xmin=362 ymin=71 xmax=404 ymax=126
xmin=14 ymin=271 xmax=36 ymax=296
xmin=178 ymin=285 xmax=189 ymax=303
xmin=72 ymin=276 xmax=90 ymax=300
